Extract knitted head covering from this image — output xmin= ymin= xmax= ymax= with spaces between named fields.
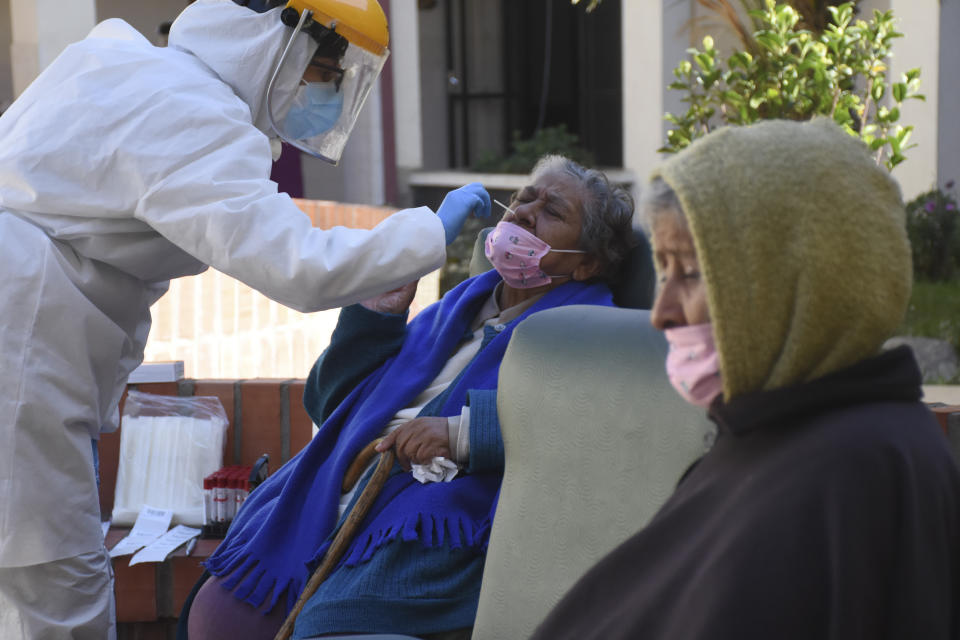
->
xmin=652 ymin=118 xmax=912 ymax=401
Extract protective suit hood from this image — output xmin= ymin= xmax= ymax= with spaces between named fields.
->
xmin=0 ymin=0 xmax=447 ymax=571
xmin=168 ymin=0 xmax=314 ymax=136
xmin=654 ymin=119 xmax=912 ymax=401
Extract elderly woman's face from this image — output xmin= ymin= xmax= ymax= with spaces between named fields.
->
xmin=650 ymin=211 xmax=710 ymax=329
xmin=506 ymin=168 xmax=599 ymax=282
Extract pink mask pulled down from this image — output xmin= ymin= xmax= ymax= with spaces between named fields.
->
xmin=484 ymin=220 xmax=584 ymax=289
xmin=664 ymin=322 xmax=723 ymax=408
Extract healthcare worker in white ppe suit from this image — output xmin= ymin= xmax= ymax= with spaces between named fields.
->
xmin=0 ymin=0 xmax=491 ymax=637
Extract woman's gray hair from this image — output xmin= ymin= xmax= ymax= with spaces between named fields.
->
xmin=638 ymin=177 xmax=686 ymax=232
xmin=530 ymin=154 xmax=635 ymax=280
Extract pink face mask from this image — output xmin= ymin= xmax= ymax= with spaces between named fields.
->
xmin=664 ymin=322 xmax=723 ymax=408
xmin=484 ymin=221 xmax=585 ymax=289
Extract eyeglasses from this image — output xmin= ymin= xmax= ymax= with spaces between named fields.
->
xmin=303 ymin=60 xmax=344 ymax=91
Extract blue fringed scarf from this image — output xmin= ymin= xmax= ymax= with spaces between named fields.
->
xmin=204 ymin=269 xmax=615 ymax=614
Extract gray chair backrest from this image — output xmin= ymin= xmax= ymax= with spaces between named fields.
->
xmin=471 ymin=307 xmax=714 ymax=640
xmin=469 ymin=227 xmax=656 ymax=309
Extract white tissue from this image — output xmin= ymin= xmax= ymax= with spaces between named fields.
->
xmin=411 ymin=457 xmax=459 ymax=484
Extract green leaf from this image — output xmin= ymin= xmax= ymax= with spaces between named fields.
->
xmin=892 ymin=82 xmax=906 ymax=102
xmin=889 ymin=134 xmax=902 ymax=155
xmin=754 ymin=32 xmax=782 ymax=52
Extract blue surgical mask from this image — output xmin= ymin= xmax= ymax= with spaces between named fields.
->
xmin=283 ymin=81 xmax=344 ymax=140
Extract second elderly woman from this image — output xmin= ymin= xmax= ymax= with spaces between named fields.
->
xmin=532 ymin=119 xmax=960 ymax=639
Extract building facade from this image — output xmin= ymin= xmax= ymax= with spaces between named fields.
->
xmin=1 ymin=0 xmax=955 ymax=377
xmin=2 ymin=0 xmax=954 ymax=202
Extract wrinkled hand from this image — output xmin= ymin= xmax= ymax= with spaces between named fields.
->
xmin=375 ymin=417 xmax=451 ymax=471
xmin=436 ymin=182 xmax=492 ymax=245
xmin=360 ymin=280 xmax=419 ymax=315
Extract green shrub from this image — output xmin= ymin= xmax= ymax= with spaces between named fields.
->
xmin=899 ymin=279 xmax=960 ymax=351
xmin=472 ymin=125 xmax=594 ymax=174
xmin=663 ymin=1 xmax=923 ymax=170
xmin=905 ymin=182 xmax=960 ymax=282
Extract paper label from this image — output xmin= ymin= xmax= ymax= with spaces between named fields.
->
xmin=129 ymin=525 xmax=202 ymax=566
xmin=108 ymin=506 xmax=173 ymax=558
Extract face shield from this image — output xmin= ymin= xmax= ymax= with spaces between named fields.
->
xmin=266 ymin=3 xmax=389 ymax=165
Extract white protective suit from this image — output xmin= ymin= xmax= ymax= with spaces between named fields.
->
xmin=0 ymin=0 xmax=445 ymax=578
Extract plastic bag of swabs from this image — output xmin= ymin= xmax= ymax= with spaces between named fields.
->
xmin=112 ymin=391 xmax=228 ymax=527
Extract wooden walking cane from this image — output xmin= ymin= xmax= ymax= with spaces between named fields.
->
xmin=274 ymin=438 xmax=396 ymax=640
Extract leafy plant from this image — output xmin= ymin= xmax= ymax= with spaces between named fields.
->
xmin=899 ymin=279 xmax=960 ymax=357
xmin=472 ymin=125 xmax=594 ymax=174
xmin=570 ymin=0 xmax=603 ymax=13
xmin=905 ymin=181 xmax=960 ymax=282
xmin=663 ymin=1 xmax=924 ymax=170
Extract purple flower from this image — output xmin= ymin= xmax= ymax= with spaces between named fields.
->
xmin=948 ymin=202 xmax=957 ymax=211
xmin=925 ymin=201 xmax=936 ymax=213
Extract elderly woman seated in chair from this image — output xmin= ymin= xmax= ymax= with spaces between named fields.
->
xmin=183 ymin=155 xmax=636 ymax=640
xmin=531 ymin=120 xmax=960 ymax=639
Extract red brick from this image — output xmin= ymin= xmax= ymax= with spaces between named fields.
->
xmin=98 ymin=427 xmax=122 ymax=520
xmin=116 ymin=621 xmax=176 ymax=640
xmin=318 ymin=202 xmax=336 ymax=228
xmin=239 ymin=380 xmax=285 ymax=466
xmin=134 ymin=382 xmax=181 ymax=397
xmin=113 ymin=558 xmax=157 ymax=622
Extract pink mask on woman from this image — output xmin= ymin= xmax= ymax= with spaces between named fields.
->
xmin=484 ymin=221 xmax=585 ymax=289
xmin=664 ymin=322 xmax=723 ymax=408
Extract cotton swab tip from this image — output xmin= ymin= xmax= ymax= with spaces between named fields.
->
xmin=493 ymin=199 xmax=515 ymax=214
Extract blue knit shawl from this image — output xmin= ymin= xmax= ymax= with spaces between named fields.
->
xmin=204 ymin=270 xmax=615 ymax=614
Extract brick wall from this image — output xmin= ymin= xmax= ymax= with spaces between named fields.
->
xmin=142 ymin=200 xmax=440 ymax=379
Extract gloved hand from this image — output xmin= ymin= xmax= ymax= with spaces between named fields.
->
xmin=436 ymin=182 xmax=492 ymax=245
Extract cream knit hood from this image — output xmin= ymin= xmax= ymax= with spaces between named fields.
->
xmin=654 ymin=118 xmax=912 ymax=401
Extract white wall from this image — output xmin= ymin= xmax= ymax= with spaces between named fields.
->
xmin=886 ymin=0 xmax=940 ymax=199
xmin=621 ymin=0 xmax=665 ymax=202
xmin=391 ymin=0 xmax=423 ymax=171
xmin=9 ymin=0 xmax=95 ymax=95
xmin=6 ymin=0 xmax=187 ymax=100
xmin=940 ymin=0 xmax=960 ymax=187
xmin=94 ymin=0 xmax=188 ymax=45
xmin=0 ymin=0 xmax=12 ymax=109
xmin=417 ymin=0 xmax=449 ymax=170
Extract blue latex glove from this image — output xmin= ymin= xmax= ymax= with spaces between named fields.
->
xmin=436 ymin=182 xmax=492 ymax=245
